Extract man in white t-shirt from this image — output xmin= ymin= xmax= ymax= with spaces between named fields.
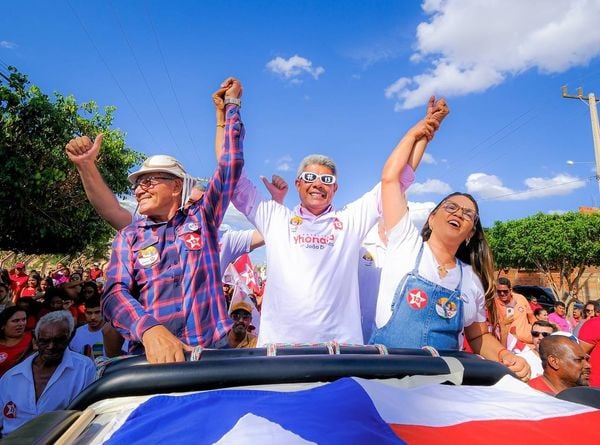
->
xmin=69 ymin=296 xmax=107 ymax=359
xmin=233 ymin=155 xmax=415 ymax=345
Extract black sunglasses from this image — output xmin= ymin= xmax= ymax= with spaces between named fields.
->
xmin=531 ymin=331 xmax=551 ymax=338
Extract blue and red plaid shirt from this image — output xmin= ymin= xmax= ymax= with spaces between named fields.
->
xmin=102 ymin=105 xmax=244 ymax=352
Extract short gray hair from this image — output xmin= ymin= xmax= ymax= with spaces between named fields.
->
xmin=296 ymin=154 xmax=337 ymax=178
xmin=34 ymin=310 xmax=75 ymax=338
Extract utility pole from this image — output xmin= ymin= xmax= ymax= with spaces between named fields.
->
xmin=562 ymin=86 xmax=600 ymax=194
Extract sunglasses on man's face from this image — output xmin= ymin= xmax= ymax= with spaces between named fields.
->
xmin=496 ymin=289 xmax=510 ymax=295
xmin=298 ymin=171 xmax=336 ymax=185
xmin=531 ymin=331 xmax=551 ymax=338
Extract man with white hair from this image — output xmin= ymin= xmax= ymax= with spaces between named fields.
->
xmin=100 ymin=78 xmax=245 ymax=364
xmin=232 ymin=98 xmax=446 ymax=346
xmin=0 ymin=311 xmax=95 ymax=437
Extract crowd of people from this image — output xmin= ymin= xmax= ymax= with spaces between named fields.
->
xmin=0 ymin=77 xmax=598 ymax=436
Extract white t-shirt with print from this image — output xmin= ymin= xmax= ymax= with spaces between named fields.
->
xmin=233 ymin=175 xmax=381 ymax=345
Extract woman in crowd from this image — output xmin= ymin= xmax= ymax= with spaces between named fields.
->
xmin=38 ymin=277 xmax=54 ymax=301
xmin=534 ymin=307 xmax=549 ymax=321
xmin=19 ymin=274 xmax=41 ymax=298
xmin=0 ymin=306 xmax=33 ymax=377
xmin=0 ymin=283 xmax=13 ymax=313
xmin=370 ymin=98 xmax=529 ymax=380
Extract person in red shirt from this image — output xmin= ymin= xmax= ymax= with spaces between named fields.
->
xmin=90 ymin=262 xmax=103 ymax=281
xmin=528 ymin=296 xmax=543 ymax=312
xmin=8 ymin=263 xmax=28 ymax=303
xmin=19 ymin=275 xmax=41 ymax=298
xmin=0 ymin=306 xmax=33 ymax=376
xmin=579 ymin=316 xmax=600 ymax=387
xmin=528 ymin=334 xmax=591 ymax=395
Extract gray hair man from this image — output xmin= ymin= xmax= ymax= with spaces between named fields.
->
xmin=0 ymin=311 xmax=95 ymax=436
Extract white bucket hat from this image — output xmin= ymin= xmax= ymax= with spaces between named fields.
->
xmin=128 ymin=155 xmax=196 ymax=210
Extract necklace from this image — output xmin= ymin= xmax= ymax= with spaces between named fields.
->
xmin=436 ymin=259 xmax=456 ymax=279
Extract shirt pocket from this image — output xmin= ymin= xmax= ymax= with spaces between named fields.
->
xmin=132 ymin=237 xmax=160 ymax=269
xmin=178 ymin=223 xmax=204 ymax=252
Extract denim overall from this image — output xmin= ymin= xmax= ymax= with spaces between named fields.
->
xmin=370 ymin=244 xmax=464 ymax=349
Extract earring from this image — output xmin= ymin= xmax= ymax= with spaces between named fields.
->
xmin=465 ymin=237 xmax=471 ymax=246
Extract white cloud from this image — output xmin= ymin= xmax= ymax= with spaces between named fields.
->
xmin=466 ymin=172 xmax=586 ymax=201
xmin=386 ymin=0 xmax=600 ymax=109
xmin=266 ymin=55 xmax=324 ymax=83
xmin=408 ymin=178 xmax=452 ymax=195
xmin=408 ymin=200 xmax=437 ymax=230
xmin=421 ymin=153 xmax=436 ymax=164
xmin=224 ymin=204 xmax=253 ymax=230
xmin=0 ymin=40 xmax=17 ymax=49
xmin=275 ymin=155 xmax=293 ymax=172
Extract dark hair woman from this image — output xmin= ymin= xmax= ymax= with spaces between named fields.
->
xmin=0 ymin=306 xmax=33 ymax=376
xmin=369 ymin=97 xmax=530 ymax=381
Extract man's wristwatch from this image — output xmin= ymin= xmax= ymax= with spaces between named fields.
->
xmin=224 ymin=97 xmax=241 ymax=107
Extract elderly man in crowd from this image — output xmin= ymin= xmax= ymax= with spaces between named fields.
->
xmin=99 ymin=78 xmax=244 ymax=364
xmin=528 ymin=334 xmax=591 ymax=395
xmin=0 ymin=311 xmax=95 ymax=437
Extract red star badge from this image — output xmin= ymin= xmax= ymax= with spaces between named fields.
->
xmin=182 ymin=233 xmax=203 ymax=250
xmin=407 ymin=288 xmax=428 ymax=310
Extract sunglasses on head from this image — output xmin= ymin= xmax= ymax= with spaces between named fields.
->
xmin=531 ymin=331 xmax=551 ymax=338
xmin=298 ymin=171 xmax=336 ymax=185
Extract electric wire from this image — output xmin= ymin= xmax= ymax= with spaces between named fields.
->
xmin=66 ymin=0 xmax=158 ymax=145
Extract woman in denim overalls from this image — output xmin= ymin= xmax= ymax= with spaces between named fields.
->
xmin=369 ymin=98 xmax=530 ymax=381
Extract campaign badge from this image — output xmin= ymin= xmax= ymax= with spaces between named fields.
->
xmin=182 ymin=232 xmax=203 ymax=250
xmin=407 ymin=288 xmax=428 ymax=310
xmin=333 ymin=218 xmax=343 ymax=230
xmin=3 ymin=401 xmax=16 ymax=419
xmin=435 ymin=297 xmax=458 ymax=319
xmin=290 ymin=216 xmax=303 ymax=226
xmin=187 ymin=222 xmax=199 ymax=231
xmin=518 ymin=306 xmax=525 ymax=313
xmin=0 ymin=352 xmax=7 ymax=363
xmin=362 ymin=251 xmax=374 ymax=267
xmin=138 ymin=246 xmax=160 ymax=267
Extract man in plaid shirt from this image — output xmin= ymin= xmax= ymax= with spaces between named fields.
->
xmin=102 ymin=78 xmax=244 ymax=363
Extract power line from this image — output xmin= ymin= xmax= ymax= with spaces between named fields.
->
xmin=106 ymin=0 xmax=185 ymax=159
xmin=66 ymin=0 xmax=158 ymax=145
xmin=143 ymin=3 xmax=204 ymax=169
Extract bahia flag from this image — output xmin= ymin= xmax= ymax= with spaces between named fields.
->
xmin=103 ymin=376 xmax=600 ymax=444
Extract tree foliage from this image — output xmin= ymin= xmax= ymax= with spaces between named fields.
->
xmin=486 ymin=212 xmax=600 ymax=300
xmin=0 ymin=66 xmax=144 ymax=255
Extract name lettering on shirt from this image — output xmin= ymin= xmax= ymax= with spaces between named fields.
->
xmin=293 ymin=233 xmax=335 ymax=250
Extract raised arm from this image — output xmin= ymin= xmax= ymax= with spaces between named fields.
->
xmin=381 ymin=97 xmax=449 ymax=230
xmin=65 ymin=134 xmax=133 ymax=230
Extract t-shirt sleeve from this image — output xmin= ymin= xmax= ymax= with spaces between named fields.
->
xmin=579 ymin=319 xmax=600 ymax=345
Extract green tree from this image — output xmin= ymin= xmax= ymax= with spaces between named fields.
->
xmin=486 ymin=212 xmax=600 ymax=302
xmin=0 ymin=66 xmax=144 ymax=255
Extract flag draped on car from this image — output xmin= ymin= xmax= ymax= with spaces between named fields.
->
xmin=103 ymin=376 xmax=600 ymax=444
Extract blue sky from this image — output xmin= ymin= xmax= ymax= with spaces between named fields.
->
xmin=2 ymin=1 xmax=600 ymax=264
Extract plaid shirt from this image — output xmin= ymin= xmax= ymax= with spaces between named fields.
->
xmin=102 ymin=105 xmax=244 ymax=352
